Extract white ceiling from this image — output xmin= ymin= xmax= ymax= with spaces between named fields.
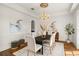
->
xmin=17 ymin=3 xmax=71 ymax=15
xmin=3 ymin=3 xmax=78 ymax=18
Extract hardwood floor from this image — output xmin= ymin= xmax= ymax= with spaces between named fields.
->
xmin=0 ymin=49 xmax=14 ymax=56
xmin=64 ymin=42 xmax=79 ymax=56
xmin=0 ymin=42 xmax=79 ymax=56
xmin=0 ymin=42 xmax=27 ymax=56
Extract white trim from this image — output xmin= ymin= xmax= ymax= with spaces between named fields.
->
xmin=0 ymin=3 xmax=38 ymax=19
xmin=0 ymin=3 xmax=73 ymax=19
xmin=70 ymin=3 xmax=79 ymax=13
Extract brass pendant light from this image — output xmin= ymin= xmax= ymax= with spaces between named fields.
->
xmin=40 ymin=3 xmax=48 ymax=8
xmin=40 ymin=3 xmax=49 ymax=20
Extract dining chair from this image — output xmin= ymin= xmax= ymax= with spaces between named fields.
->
xmin=43 ymin=32 xmax=56 ymax=54
xmin=26 ymin=36 xmax=42 ymax=56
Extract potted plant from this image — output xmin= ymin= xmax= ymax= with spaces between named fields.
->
xmin=65 ymin=24 xmax=75 ymax=43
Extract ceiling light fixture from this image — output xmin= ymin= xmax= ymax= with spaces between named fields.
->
xmin=40 ymin=3 xmax=49 ymax=20
xmin=40 ymin=12 xmax=49 ymax=20
xmin=40 ymin=3 xmax=48 ymax=8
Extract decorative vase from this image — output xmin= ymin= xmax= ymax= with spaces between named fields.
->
xmin=66 ymin=35 xmax=71 ymax=43
xmin=67 ymin=40 xmax=71 ymax=43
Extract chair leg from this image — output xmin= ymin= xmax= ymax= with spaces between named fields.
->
xmin=34 ymin=52 xmax=36 ymax=56
xmin=27 ymin=50 xmax=29 ymax=56
xmin=50 ymin=47 xmax=52 ymax=55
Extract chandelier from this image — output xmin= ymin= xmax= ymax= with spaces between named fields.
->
xmin=40 ymin=3 xmax=49 ymax=20
xmin=40 ymin=12 xmax=49 ymax=20
xmin=40 ymin=3 xmax=48 ymax=8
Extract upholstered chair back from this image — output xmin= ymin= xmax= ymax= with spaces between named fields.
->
xmin=50 ymin=32 xmax=56 ymax=47
xmin=26 ymin=36 xmax=36 ymax=52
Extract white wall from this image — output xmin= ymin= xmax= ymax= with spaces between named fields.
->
xmin=0 ymin=4 xmax=37 ymax=51
xmin=52 ymin=13 xmax=74 ymax=41
xmin=72 ymin=10 xmax=79 ymax=49
xmin=70 ymin=9 xmax=79 ymax=49
xmin=70 ymin=12 xmax=77 ymax=48
xmin=76 ymin=10 xmax=79 ymax=49
xmin=0 ymin=4 xmax=75 ymax=51
xmin=71 ymin=8 xmax=79 ymax=49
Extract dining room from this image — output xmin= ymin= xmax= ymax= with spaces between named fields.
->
xmin=0 ymin=3 xmax=79 ymax=56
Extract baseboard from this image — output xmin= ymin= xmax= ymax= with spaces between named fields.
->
xmin=76 ymin=44 xmax=79 ymax=49
xmin=56 ymin=40 xmax=66 ymax=43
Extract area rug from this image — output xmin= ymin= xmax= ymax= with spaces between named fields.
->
xmin=13 ymin=42 xmax=64 ymax=56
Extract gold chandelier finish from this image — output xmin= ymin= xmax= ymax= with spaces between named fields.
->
xmin=40 ymin=3 xmax=48 ymax=8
